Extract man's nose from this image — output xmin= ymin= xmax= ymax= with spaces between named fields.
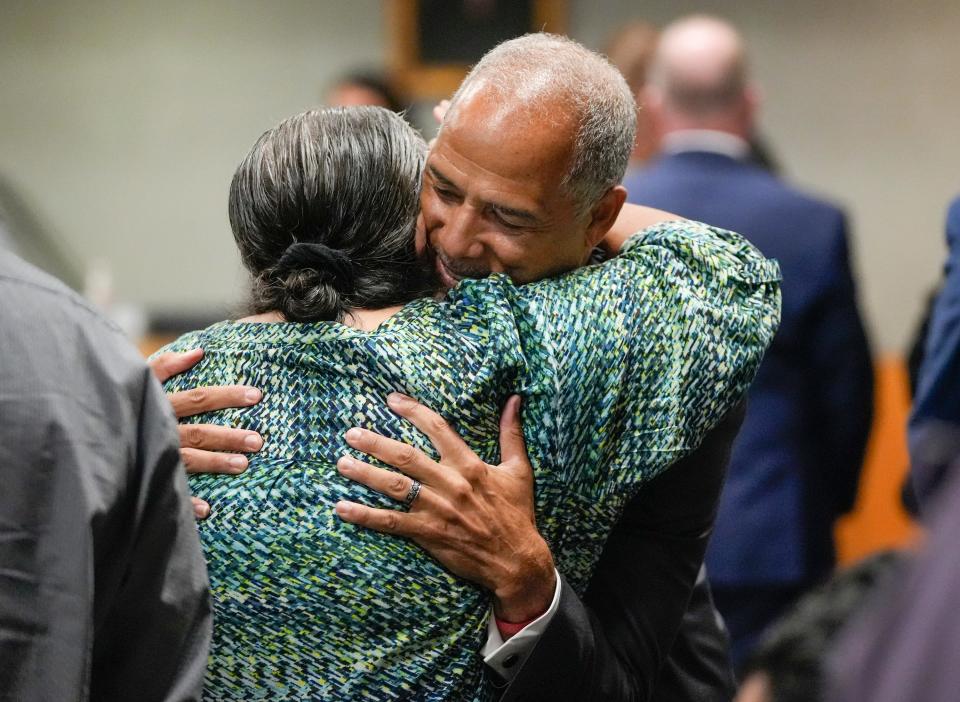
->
xmin=438 ymin=207 xmax=485 ymax=260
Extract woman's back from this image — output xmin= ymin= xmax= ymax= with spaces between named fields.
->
xmin=164 ymin=220 xmax=780 ymax=700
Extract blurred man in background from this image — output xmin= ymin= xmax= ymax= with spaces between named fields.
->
xmin=625 ymin=14 xmax=874 ymax=669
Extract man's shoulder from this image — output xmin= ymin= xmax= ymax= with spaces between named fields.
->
xmin=0 ymin=251 xmax=122 ymax=337
xmin=946 ymin=196 xmax=960 ymax=245
xmin=628 ymin=155 xmax=844 ymax=233
xmin=0 ymin=251 xmax=144 ymax=398
xmin=772 ymin=178 xmax=845 ymax=221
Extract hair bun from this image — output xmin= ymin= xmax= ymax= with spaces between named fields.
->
xmin=277 ymin=242 xmax=354 ymax=292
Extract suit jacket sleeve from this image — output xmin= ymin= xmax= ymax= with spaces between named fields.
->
xmin=909 ymin=197 xmax=960 ymax=508
xmin=89 ymin=366 xmax=213 ymax=701
xmin=805 ymin=213 xmax=873 ymax=515
xmin=496 ymin=405 xmax=744 ymax=702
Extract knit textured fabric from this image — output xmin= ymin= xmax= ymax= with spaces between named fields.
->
xmin=160 ymin=220 xmax=781 ymax=700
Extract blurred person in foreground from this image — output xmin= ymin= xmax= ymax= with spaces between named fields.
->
xmin=0 ymin=252 xmax=210 ymax=700
xmin=625 ymin=14 xmax=874 ymax=669
xmin=156 ymin=34 xmax=782 ymax=700
xmin=908 ymin=196 xmax=960 ymax=510
xmin=157 ymin=101 xmax=777 ymax=699
xmin=826 ymin=465 xmax=960 ymax=702
xmin=734 ymin=551 xmax=904 ymax=702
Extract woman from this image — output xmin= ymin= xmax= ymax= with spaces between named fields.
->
xmin=162 ymin=106 xmax=779 ymax=700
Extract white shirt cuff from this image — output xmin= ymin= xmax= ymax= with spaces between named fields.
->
xmin=481 ymin=569 xmax=562 ymax=681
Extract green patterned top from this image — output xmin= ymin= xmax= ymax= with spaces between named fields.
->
xmin=161 ymin=220 xmax=780 ymax=701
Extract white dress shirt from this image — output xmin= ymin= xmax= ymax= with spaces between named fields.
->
xmin=481 ymin=569 xmax=563 ymax=681
xmin=661 ymin=129 xmax=751 ymax=160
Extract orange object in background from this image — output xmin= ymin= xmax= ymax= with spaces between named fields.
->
xmin=835 ymin=356 xmax=922 ymax=564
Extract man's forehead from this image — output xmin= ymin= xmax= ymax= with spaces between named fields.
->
xmin=431 ymin=109 xmax=576 ymax=190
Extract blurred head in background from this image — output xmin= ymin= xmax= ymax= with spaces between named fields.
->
xmin=325 ymin=71 xmax=405 ymax=113
xmin=420 ymin=33 xmax=635 ymax=288
xmin=646 ymin=15 xmax=758 ymax=142
xmin=603 ymin=21 xmax=660 ymax=166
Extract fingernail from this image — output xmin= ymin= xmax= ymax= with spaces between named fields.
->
xmin=195 ymin=503 xmax=211 ymax=519
xmin=244 ymin=433 xmax=263 ymax=451
xmin=345 ymin=428 xmax=363 ymax=443
xmin=334 ymin=501 xmax=353 ymax=518
xmin=337 ymin=456 xmax=355 ymax=472
xmin=228 ymin=456 xmax=248 ymax=472
xmin=244 ymin=388 xmax=262 ymax=403
xmin=387 ymin=392 xmax=414 ymax=408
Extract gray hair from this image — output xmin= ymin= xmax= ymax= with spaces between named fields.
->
xmin=446 ymin=33 xmax=637 ymax=214
xmin=229 ymin=106 xmax=437 ymax=322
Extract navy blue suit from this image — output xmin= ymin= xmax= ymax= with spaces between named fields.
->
xmin=909 ymin=197 xmax=960 ymax=508
xmin=624 ymin=149 xmax=873 ymax=666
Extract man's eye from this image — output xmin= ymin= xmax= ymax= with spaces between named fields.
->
xmin=434 ymin=187 xmax=458 ymax=202
xmin=493 ymin=212 xmax=525 ymax=230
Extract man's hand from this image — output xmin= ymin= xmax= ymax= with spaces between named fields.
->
xmin=149 ymin=348 xmax=264 ymax=518
xmin=334 ymin=393 xmax=557 ymax=622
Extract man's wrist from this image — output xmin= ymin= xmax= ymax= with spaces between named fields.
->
xmin=491 ymin=537 xmax=557 ymax=622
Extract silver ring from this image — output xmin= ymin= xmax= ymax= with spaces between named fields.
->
xmin=402 ymin=479 xmax=422 ymax=509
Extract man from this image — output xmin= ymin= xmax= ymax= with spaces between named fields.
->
xmin=0 ymin=251 xmax=211 ymax=700
xmin=908 ymin=196 xmax=960 ymax=509
xmin=163 ymin=34 xmax=745 ymax=700
xmin=624 ymin=16 xmax=874 ymax=668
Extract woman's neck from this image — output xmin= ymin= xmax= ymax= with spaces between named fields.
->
xmin=238 ymin=307 xmax=405 ymax=331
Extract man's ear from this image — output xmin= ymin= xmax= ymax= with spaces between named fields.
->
xmin=584 ymin=185 xmax=628 ymax=252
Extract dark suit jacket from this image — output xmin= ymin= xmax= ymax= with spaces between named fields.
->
xmin=624 ymin=151 xmax=873 ymax=587
xmin=909 ymin=197 xmax=960 ymax=509
xmin=497 ymin=405 xmax=744 ymax=701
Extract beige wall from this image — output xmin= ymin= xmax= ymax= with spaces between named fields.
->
xmin=2 ymin=1 xmax=958 ymax=351
xmin=0 ymin=0 xmax=384 ymax=316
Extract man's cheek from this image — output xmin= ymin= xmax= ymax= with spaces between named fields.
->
xmin=414 ymin=213 xmax=427 ymax=256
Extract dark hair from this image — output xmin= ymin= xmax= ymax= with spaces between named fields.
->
xmin=228 ymin=107 xmax=437 ymax=322
xmin=331 ymin=72 xmax=405 ymax=113
xmin=741 ymin=551 xmax=906 ymax=702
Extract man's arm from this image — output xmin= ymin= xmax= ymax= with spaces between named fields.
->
xmin=337 ymin=397 xmax=743 ymax=701
xmin=496 ymin=404 xmax=743 ymax=702
xmin=90 ymin=366 xmax=212 ymax=701
xmin=149 ymin=349 xmax=264 ymax=518
xmin=909 ymin=197 xmax=960 ymax=508
xmin=806 ymin=218 xmax=873 ymax=516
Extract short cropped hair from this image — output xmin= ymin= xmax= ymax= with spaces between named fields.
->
xmin=446 ymin=33 xmax=637 ymax=214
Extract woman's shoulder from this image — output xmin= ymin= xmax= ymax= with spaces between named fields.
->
xmin=623 ymin=219 xmax=781 ymax=285
xmin=152 ymin=321 xmax=236 ymax=358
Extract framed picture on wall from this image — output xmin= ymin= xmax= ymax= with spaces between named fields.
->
xmin=388 ymin=0 xmax=567 ymax=99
